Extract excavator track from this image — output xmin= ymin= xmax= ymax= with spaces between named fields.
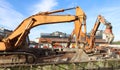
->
xmin=0 ymin=48 xmax=68 ymax=65
xmin=0 ymin=52 xmax=36 ymax=64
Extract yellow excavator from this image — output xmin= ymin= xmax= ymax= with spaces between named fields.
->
xmin=0 ymin=6 xmax=86 ymax=64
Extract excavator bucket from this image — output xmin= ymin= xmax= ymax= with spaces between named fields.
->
xmin=63 ymin=48 xmax=89 ymax=62
xmin=70 ymin=49 xmax=89 ymax=62
xmin=49 ymin=48 xmax=89 ymax=62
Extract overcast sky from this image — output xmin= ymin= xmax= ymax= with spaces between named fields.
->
xmin=0 ymin=0 xmax=120 ymax=41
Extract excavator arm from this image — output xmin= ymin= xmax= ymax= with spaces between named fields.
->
xmin=87 ymin=15 xmax=110 ymax=50
xmin=66 ymin=7 xmax=86 ymax=48
xmin=0 ymin=6 xmax=86 ymax=51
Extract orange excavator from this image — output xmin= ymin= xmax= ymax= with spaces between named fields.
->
xmin=85 ymin=15 xmax=114 ymax=53
xmin=68 ymin=15 xmax=113 ymax=53
xmin=0 ymin=6 xmax=86 ymax=64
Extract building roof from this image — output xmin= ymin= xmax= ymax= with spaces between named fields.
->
xmin=41 ymin=31 xmax=70 ymax=38
xmin=39 ymin=38 xmax=106 ymax=43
